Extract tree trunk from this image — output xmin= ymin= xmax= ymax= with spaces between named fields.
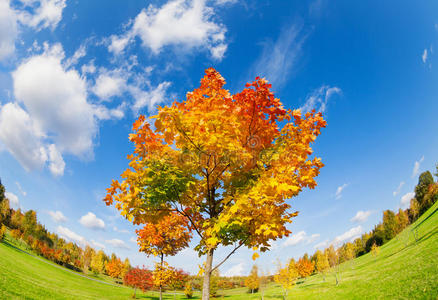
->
xmin=202 ymin=248 xmax=214 ymax=300
xmin=133 ymin=287 xmax=137 ymax=299
xmin=160 ymin=253 xmax=163 ymax=300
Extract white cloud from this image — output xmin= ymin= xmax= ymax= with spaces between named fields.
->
xmin=249 ymin=23 xmax=307 ymax=88
xmin=400 ymin=192 xmax=415 ymax=209
xmin=0 ymin=102 xmax=49 ymax=172
xmin=314 ymin=239 xmax=329 ymax=250
xmin=215 ymin=0 xmax=237 ymax=5
xmin=79 ymin=212 xmax=105 ymax=230
xmin=350 ymin=210 xmax=372 ymax=223
xmin=393 ymin=181 xmax=405 ymax=197
xmin=412 ymin=156 xmax=424 ymax=178
xmin=16 ymin=0 xmax=66 ymax=31
xmin=0 ymin=43 xmax=124 ymax=176
xmin=301 ymin=85 xmax=342 ymax=114
xmin=113 ymin=226 xmax=129 ymax=234
xmin=5 ymin=191 xmax=19 ymax=209
xmin=106 ymin=238 xmax=129 ymax=249
xmin=422 ymin=49 xmax=428 ymax=64
xmin=0 ymin=0 xmax=18 ymax=62
xmin=15 ymin=181 xmax=26 ymax=196
xmin=57 ymin=225 xmax=87 ymax=247
xmin=64 ymin=44 xmax=86 ymax=68
xmin=283 ymin=231 xmax=320 ymax=247
xmin=48 ymin=210 xmax=67 ymax=223
xmin=335 ymin=183 xmax=348 ymax=199
xmin=92 ymin=73 xmax=126 ymax=100
xmin=129 ymin=237 xmax=137 ymax=243
xmin=108 ymin=0 xmax=227 ymax=60
xmin=223 ymin=262 xmax=244 ymax=277
xmin=130 ymin=81 xmax=171 ymax=113
xmin=331 ymin=225 xmax=363 ymax=247
xmin=90 ymin=239 xmax=105 ymax=249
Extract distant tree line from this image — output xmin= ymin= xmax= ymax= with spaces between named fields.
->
xmin=245 ymin=165 xmax=438 ymax=298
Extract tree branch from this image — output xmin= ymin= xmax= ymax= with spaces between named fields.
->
xmin=211 ymin=238 xmax=248 ymax=272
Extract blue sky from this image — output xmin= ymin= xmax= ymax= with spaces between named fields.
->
xmin=0 ymin=0 xmax=437 ymax=276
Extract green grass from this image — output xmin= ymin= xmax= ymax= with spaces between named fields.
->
xmin=1 ymin=201 xmax=437 ymax=299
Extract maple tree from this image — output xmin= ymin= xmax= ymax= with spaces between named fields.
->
xmin=296 ymin=257 xmax=314 ymax=279
xmin=315 ymin=250 xmax=330 ymax=281
xmin=105 ymin=257 xmax=124 ymax=278
xmin=245 ymin=265 xmax=260 ymax=293
xmin=274 ymin=260 xmax=298 ymax=300
xmin=136 ymin=213 xmax=191 ymax=300
xmin=124 ymin=267 xmax=153 ymax=298
xmin=104 ymin=68 xmax=326 ymax=299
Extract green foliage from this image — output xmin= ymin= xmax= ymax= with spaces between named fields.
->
xmin=382 ymin=210 xmax=397 ymax=241
xmin=0 ymin=178 xmax=5 ymax=203
xmin=415 ymin=171 xmax=434 ymax=210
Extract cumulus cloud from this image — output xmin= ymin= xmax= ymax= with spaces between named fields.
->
xmin=335 ymin=183 xmax=348 ymax=199
xmin=57 ymin=225 xmax=87 ymax=247
xmin=5 ymin=191 xmax=19 ymax=209
xmin=0 ymin=43 xmax=124 ymax=176
xmin=249 ymin=23 xmax=307 ymax=88
xmin=301 ymin=85 xmax=342 ymax=114
xmin=393 ymin=181 xmax=405 ymax=197
xmin=106 ymin=238 xmax=129 ymax=249
xmin=350 ymin=210 xmax=372 ymax=223
xmin=331 ymin=225 xmax=363 ymax=247
xmin=90 ymin=239 xmax=105 ymax=249
xmin=108 ymin=0 xmax=228 ymax=60
xmin=283 ymin=231 xmax=320 ymax=247
xmin=92 ymin=72 xmax=126 ymax=100
xmin=0 ymin=0 xmax=18 ymax=62
xmin=16 ymin=0 xmax=66 ymax=31
xmin=79 ymin=212 xmax=105 ymax=230
xmin=412 ymin=156 xmax=424 ymax=178
xmin=48 ymin=210 xmax=67 ymax=223
xmin=400 ymin=192 xmax=415 ymax=209
xmin=223 ymin=262 xmax=244 ymax=277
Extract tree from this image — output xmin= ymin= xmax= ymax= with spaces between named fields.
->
xmin=124 ymin=267 xmax=153 ymax=298
xmin=296 ymin=257 xmax=314 ymax=279
xmin=315 ymin=250 xmax=329 ymax=281
xmin=106 ymin=257 xmax=124 ymax=279
xmin=395 ymin=208 xmax=409 ymax=234
xmin=0 ymin=179 xmax=5 ymax=203
xmin=371 ymin=242 xmax=380 ymax=258
xmin=137 ymin=213 xmax=191 ymax=300
xmin=90 ymin=250 xmax=106 ymax=274
xmin=104 ymin=68 xmax=327 ymax=300
xmin=168 ymin=269 xmax=189 ymax=299
xmin=83 ymin=246 xmax=95 ymax=273
xmin=274 ymin=260 xmax=298 ymax=300
xmin=324 ymin=245 xmax=338 ymax=267
xmin=0 ymin=197 xmax=10 ymax=226
xmin=382 ymin=210 xmax=397 ymax=242
xmin=409 ymin=199 xmax=420 ymax=222
xmin=122 ymin=258 xmax=131 ymax=278
xmin=10 ymin=209 xmax=23 ymax=229
xmin=245 ymin=265 xmax=260 ymax=293
xmin=184 ymin=281 xmax=193 ymax=298
xmin=0 ymin=224 xmax=6 ymax=241
xmin=415 ymin=171 xmax=434 ymax=213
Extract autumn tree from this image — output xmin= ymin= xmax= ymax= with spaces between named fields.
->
xmin=0 ymin=197 xmax=10 ymax=226
xmin=90 ymin=250 xmax=106 ymax=274
xmin=184 ymin=281 xmax=193 ymax=298
xmin=371 ymin=242 xmax=380 ymax=258
xmin=136 ymin=213 xmax=191 ymax=300
xmin=315 ymin=250 xmax=330 ymax=281
xmin=122 ymin=258 xmax=132 ymax=278
xmin=245 ymin=265 xmax=260 ymax=293
xmin=396 ymin=208 xmax=409 ymax=234
xmin=104 ymin=68 xmax=326 ymax=300
xmin=83 ymin=246 xmax=95 ymax=273
xmin=106 ymin=257 xmax=124 ymax=279
xmin=296 ymin=257 xmax=314 ymax=279
xmin=124 ymin=267 xmax=153 ymax=298
xmin=0 ymin=224 xmax=6 ymax=241
xmin=274 ymin=260 xmax=298 ymax=300
xmin=409 ymin=199 xmax=420 ymax=222
xmin=415 ymin=171 xmax=434 ymax=214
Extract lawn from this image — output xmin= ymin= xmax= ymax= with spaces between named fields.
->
xmin=1 ymin=201 xmax=437 ymax=299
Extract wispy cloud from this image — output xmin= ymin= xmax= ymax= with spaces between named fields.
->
xmin=393 ymin=181 xmax=405 ymax=197
xmin=412 ymin=156 xmax=424 ymax=178
xmin=249 ymin=22 xmax=308 ymax=88
xmin=422 ymin=49 xmax=428 ymax=64
xmin=335 ymin=183 xmax=348 ymax=199
xmin=223 ymin=262 xmax=244 ymax=277
xmin=283 ymin=231 xmax=320 ymax=247
xmin=350 ymin=210 xmax=372 ymax=223
xmin=15 ymin=181 xmax=27 ymax=196
xmin=106 ymin=238 xmax=129 ymax=249
xmin=300 ymin=85 xmax=342 ymax=114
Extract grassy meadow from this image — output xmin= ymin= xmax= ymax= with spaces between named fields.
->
xmin=1 ymin=201 xmax=437 ymax=299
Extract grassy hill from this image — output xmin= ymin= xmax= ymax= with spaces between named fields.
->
xmin=1 ymin=201 xmax=437 ymax=299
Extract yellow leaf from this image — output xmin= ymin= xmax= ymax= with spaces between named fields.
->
xmin=252 ymin=252 xmax=259 ymax=260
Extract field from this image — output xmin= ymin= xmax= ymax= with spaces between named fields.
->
xmin=1 ymin=201 xmax=437 ymax=299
